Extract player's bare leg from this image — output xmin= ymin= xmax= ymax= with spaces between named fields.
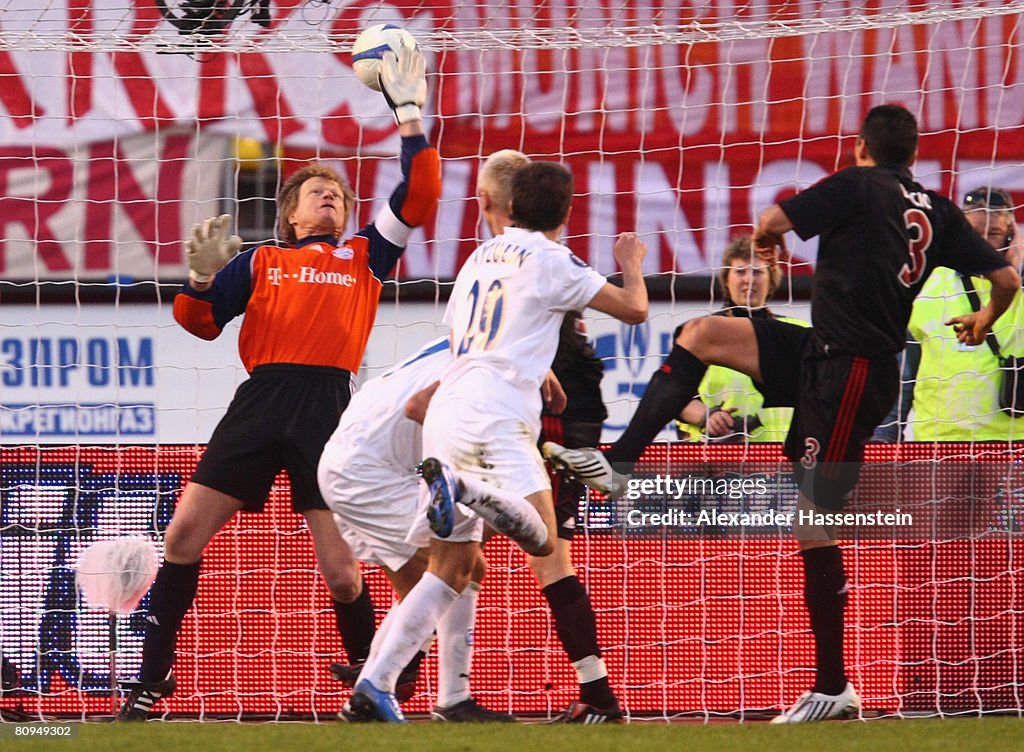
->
xmin=305 ymin=508 xmax=378 ymax=669
xmin=384 ymin=549 xmax=431 ymax=598
xmin=306 ymin=508 xmax=362 ymax=601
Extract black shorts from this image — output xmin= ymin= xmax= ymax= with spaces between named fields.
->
xmin=192 ymin=364 xmax=352 ymax=513
xmin=753 ymin=319 xmax=898 ymax=510
xmin=540 ymin=415 xmax=603 ymax=541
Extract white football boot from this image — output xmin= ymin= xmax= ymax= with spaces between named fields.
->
xmin=771 ymin=682 xmax=861 ymax=724
xmin=541 ymin=442 xmax=630 ymax=498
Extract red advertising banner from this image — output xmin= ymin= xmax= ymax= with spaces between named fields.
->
xmin=0 ymin=131 xmax=228 ymax=280
xmin=1 ymin=443 xmax=1021 ymax=718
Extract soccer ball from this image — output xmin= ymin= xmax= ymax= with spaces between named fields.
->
xmin=351 ymin=23 xmax=417 ymax=92
xmin=76 ymin=537 xmax=158 ymax=614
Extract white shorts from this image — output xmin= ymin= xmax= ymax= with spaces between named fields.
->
xmin=317 ymin=441 xmax=421 ymax=571
xmin=406 ymin=390 xmax=550 ymax=548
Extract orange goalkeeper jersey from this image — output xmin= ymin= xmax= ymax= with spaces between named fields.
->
xmin=173 ymin=136 xmax=440 ymax=373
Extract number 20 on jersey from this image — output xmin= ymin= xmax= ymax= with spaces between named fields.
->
xmin=457 ymin=280 xmax=505 ymax=355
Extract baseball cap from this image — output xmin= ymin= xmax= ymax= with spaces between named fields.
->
xmin=963 ymin=187 xmax=1014 ymax=211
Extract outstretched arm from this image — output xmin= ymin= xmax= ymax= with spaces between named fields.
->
xmin=173 ymin=214 xmax=250 ymax=340
xmin=381 ymin=45 xmax=427 ymax=127
xmin=363 ymin=47 xmax=442 ymax=279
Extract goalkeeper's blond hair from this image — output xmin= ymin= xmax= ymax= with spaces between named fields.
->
xmin=277 ymin=163 xmax=355 ymax=245
xmin=478 ymin=149 xmax=531 ymax=215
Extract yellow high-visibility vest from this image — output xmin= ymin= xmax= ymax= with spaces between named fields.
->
xmin=908 ymin=266 xmax=1024 ymax=441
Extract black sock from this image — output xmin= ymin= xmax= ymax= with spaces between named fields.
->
xmin=606 ymin=344 xmax=707 ymax=466
xmin=403 ymin=650 xmax=425 ymax=677
xmin=578 ymin=675 xmax=616 ymax=709
xmin=332 ymin=586 xmax=376 ymax=664
xmin=543 ymin=575 xmax=617 ymax=708
xmin=140 ymin=559 xmax=201 ymax=683
xmin=801 ymin=546 xmax=848 ymax=695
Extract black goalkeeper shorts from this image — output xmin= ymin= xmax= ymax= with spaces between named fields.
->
xmin=192 ymin=363 xmax=352 ymax=513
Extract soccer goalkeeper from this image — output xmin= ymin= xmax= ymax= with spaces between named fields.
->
xmin=116 ymin=46 xmax=440 ymax=720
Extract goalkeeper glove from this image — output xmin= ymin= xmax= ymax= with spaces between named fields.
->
xmin=379 ymin=45 xmax=426 ymax=125
xmin=187 ymin=213 xmax=242 ymax=284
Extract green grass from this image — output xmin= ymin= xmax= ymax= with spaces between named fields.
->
xmin=9 ymin=718 xmax=1023 ymax=752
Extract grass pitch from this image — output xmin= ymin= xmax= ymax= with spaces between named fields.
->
xmin=9 ymin=717 xmax=1022 ymax=752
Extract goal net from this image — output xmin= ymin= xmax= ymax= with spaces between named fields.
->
xmin=1 ymin=0 xmax=1022 ymax=720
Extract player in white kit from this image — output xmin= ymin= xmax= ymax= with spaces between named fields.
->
xmin=349 ymin=161 xmax=648 ymax=722
xmin=318 ymin=336 xmax=549 ymax=721
xmin=319 ymin=339 xmax=446 ymax=586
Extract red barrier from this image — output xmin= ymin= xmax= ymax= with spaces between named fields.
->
xmin=1 ymin=444 xmax=1020 ymax=718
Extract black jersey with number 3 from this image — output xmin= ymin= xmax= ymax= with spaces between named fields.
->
xmin=780 ymin=165 xmax=1009 ymax=358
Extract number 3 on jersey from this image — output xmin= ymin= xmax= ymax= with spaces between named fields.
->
xmin=898 ymin=208 xmax=933 ymax=287
xmin=456 ymin=279 xmax=505 ymax=355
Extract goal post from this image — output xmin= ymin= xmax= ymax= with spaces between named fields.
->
xmin=1 ymin=0 xmax=1022 ymax=720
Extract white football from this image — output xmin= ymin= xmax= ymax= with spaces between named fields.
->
xmin=76 ymin=537 xmax=158 ymax=614
xmin=351 ymin=23 xmax=417 ymax=92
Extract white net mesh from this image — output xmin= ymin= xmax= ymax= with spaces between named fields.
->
xmin=1 ymin=0 xmax=1023 ymax=720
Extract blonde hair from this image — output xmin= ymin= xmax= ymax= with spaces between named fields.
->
xmin=478 ymin=149 xmax=531 ymax=214
xmin=718 ymin=234 xmax=781 ymax=305
xmin=276 ymin=163 xmax=355 ymax=245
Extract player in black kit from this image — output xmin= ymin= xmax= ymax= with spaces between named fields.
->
xmin=544 ymin=104 xmax=1020 ymax=722
xmin=535 ymin=311 xmax=622 ymax=722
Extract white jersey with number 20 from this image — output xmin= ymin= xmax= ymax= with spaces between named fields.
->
xmin=443 ymin=226 xmax=606 ymax=402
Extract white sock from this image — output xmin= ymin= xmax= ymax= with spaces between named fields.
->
xmin=458 ymin=475 xmax=548 ymax=552
xmin=362 ymin=603 xmax=400 ymax=678
xmin=572 ymin=654 xmax=608 ymax=684
xmin=436 ymin=581 xmax=481 ymax=708
xmin=361 ymin=572 xmax=459 ymax=692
